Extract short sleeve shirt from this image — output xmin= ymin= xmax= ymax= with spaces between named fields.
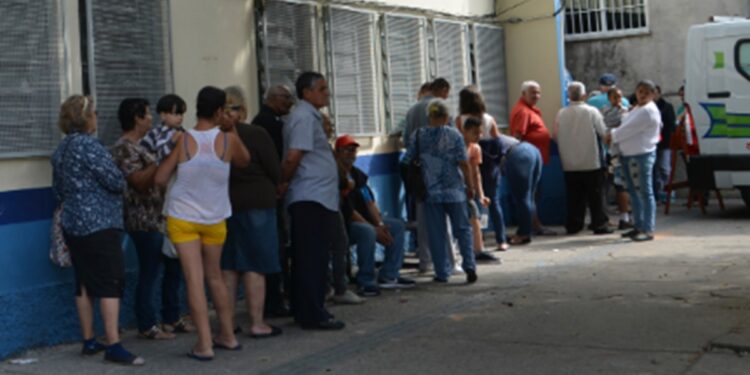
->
xmin=283 ymin=100 xmax=339 ymax=212
xmin=404 ymin=126 xmax=468 ymax=203
xmin=111 ymin=138 xmax=164 ymax=232
xmin=510 ymin=99 xmax=551 ymax=164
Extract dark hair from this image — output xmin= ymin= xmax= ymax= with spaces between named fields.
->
xmin=156 ymin=94 xmax=186 ymax=114
xmin=458 ymin=86 xmax=486 ymax=115
xmin=636 ymin=80 xmax=657 ymax=93
xmin=463 ymin=116 xmax=482 ymax=131
xmin=419 ymin=81 xmax=432 ymax=93
xmin=118 ymin=98 xmax=150 ymax=132
xmin=295 ymin=71 xmax=325 ymax=100
xmin=195 ymin=86 xmax=226 ymax=119
xmin=607 ymin=87 xmax=622 ymax=100
xmin=430 ymin=77 xmax=450 ymax=93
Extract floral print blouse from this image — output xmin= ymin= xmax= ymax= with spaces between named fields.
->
xmin=51 ymin=132 xmax=125 ymax=236
xmin=111 ymin=138 xmax=165 ymax=232
xmin=403 ymin=125 xmax=468 ymax=203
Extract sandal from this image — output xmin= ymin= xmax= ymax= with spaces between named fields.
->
xmin=212 ymin=339 xmax=243 ymax=351
xmin=187 ymin=351 xmax=213 ymax=362
xmin=139 ymin=325 xmax=176 ymax=340
xmin=250 ymin=325 xmax=283 ymax=339
xmin=509 ymin=236 xmax=531 ymax=245
xmin=163 ymin=318 xmax=196 ymax=334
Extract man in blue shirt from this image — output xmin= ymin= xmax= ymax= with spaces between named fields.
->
xmin=587 ymin=73 xmax=630 ymax=111
xmin=279 ymin=72 xmax=344 ymax=330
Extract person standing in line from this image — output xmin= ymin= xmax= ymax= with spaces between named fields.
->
xmin=653 ymin=85 xmax=677 ymax=204
xmin=249 ymin=84 xmax=296 ymax=318
xmin=156 ymin=86 xmax=250 ymax=360
xmin=461 ymin=117 xmax=500 ymax=262
xmin=509 ymin=81 xmax=556 ymax=237
xmin=404 ymin=99 xmax=477 ymax=284
xmin=552 ymin=82 xmax=613 ymax=235
xmin=602 ymin=88 xmax=633 ymax=230
xmin=278 ymin=72 xmax=345 ymax=330
xmin=220 ymin=86 xmax=283 ymax=339
xmin=455 ymin=86 xmax=507 ymax=252
xmin=111 ymin=98 xmax=176 ymax=341
xmin=586 ymin=73 xmax=630 ymax=111
xmin=403 ymin=78 xmax=455 ymax=273
xmin=52 ymin=95 xmax=143 ymax=365
xmin=138 ymin=94 xmax=196 ymax=334
xmin=607 ymin=80 xmax=662 ymax=242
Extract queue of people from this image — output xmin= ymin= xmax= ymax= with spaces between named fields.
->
xmin=50 ymin=70 xmax=669 ymax=366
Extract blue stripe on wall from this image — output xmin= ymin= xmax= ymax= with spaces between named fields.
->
xmin=0 ymin=187 xmax=55 ymax=225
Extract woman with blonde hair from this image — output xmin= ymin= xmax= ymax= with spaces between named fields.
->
xmin=156 ymin=86 xmax=250 ymax=360
xmin=51 ymin=95 xmax=143 ymax=365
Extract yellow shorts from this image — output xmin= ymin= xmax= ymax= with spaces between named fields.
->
xmin=166 ymin=216 xmax=227 ymax=245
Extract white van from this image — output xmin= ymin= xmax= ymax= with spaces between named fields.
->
xmin=685 ymin=19 xmax=750 ymax=207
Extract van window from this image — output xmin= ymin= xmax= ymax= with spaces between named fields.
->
xmin=737 ymin=40 xmax=750 ymax=81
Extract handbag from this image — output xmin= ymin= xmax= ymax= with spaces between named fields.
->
xmin=49 ymin=203 xmax=72 ymax=267
xmin=405 ymin=128 xmax=427 ymax=200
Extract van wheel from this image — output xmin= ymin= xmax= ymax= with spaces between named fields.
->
xmin=741 ymin=188 xmax=750 ymax=209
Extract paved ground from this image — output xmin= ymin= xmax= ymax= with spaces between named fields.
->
xmin=4 ymin=200 xmax=750 ymax=374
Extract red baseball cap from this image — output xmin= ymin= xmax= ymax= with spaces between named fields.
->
xmin=335 ymin=134 xmax=360 ymax=150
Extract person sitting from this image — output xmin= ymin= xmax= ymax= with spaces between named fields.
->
xmin=335 ymin=134 xmax=416 ymax=296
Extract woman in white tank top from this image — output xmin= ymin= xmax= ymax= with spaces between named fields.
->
xmin=155 ymin=86 xmax=250 ymax=361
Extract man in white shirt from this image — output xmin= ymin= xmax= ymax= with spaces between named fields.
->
xmin=553 ymin=82 xmax=613 ymax=235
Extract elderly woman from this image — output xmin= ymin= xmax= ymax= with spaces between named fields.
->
xmin=609 ymin=80 xmax=662 ymax=242
xmin=220 ymin=86 xmax=283 ymax=338
xmin=156 ymin=86 xmax=250 ymax=360
xmin=110 ymin=98 xmax=176 ymax=341
xmin=51 ymin=95 xmax=143 ymax=365
xmin=455 ymin=86 xmax=507 ymax=252
xmin=404 ymin=99 xmax=477 ymax=284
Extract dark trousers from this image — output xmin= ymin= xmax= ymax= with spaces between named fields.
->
xmin=564 ymin=169 xmax=609 ymax=233
xmin=289 ymin=201 xmax=338 ymax=326
xmin=130 ymin=231 xmax=182 ymax=331
xmin=265 ymin=201 xmax=290 ymax=312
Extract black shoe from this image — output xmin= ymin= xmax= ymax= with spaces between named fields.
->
xmin=466 ymin=269 xmax=478 ymax=284
xmin=265 ymin=304 xmax=292 ymax=318
xmin=593 ymin=226 xmax=614 ymax=235
xmin=621 ymin=229 xmax=639 ymax=238
xmin=631 ymin=232 xmax=654 ymax=242
xmin=302 ymin=318 xmax=345 ymax=331
xmin=81 ymin=340 xmax=106 ymax=356
xmin=357 ymin=285 xmax=381 ymax=297
xmin=617 ymin=220 xmax=633 ymax=230
xmin=433 ymin=276 xmax=448 ymax=283
xmin=475 ymin=251 xmax=500 ymax=263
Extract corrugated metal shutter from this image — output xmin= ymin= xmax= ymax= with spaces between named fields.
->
xmin=383 ymin=14 xmax=427 ymax=132
xmin=0 ymin=0 xmax=63 ymax=157
xmin=474 ymin=24 xmax=509 ymax=127
xmin=433 ymin=19 xmax=470 ymax=117
xmin=87 ymin=0 xmax=172 ymax=146
xmin=261 ymin=0 xmax=318 ymax=96
xmin=327 ymin=7 xmax=380 ymax=136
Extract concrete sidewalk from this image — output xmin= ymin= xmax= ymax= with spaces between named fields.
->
xmin=3 ymin=200 xmax=750 ymax=374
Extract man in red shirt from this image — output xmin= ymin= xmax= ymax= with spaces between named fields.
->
xmin=509 ymin=81 xmax=556 ymax=237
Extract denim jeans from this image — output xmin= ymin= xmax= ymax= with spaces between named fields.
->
xmin=129 ymin=231 xmax=182 ymax=331
xmin=424 ymin=201 xmax=475 ymax=280
xmin=653 ymin=148 xmax=671 ymax=202
xmin=621 ymin=151 xmax=657 ymax=234
xmin=482 ymin=178 xmax=507 ymax=245
xmin=349 ymin=217 xmax=406 ymax=286
xmin=504 ymin=143 xmax=543 ymax=237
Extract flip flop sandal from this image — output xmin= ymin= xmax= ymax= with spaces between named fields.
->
xmin=250 ymin=325 xmax=283 ymax=339
xmin=139 ymin=326 xmax=175 ymax=340
xmin=212 ymin=340 xmax=243 ymax=351
xmin=187 ymin=351 xmax=213 ymax=362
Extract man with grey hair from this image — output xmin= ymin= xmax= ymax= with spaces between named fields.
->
xmin=552 ymin=81 xmax=613 ymax=235
xmin=253 ymin=85 xmax=295 ymax=160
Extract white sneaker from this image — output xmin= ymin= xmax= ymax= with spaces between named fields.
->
xmin=453 ymin=264 xmax=465 ymax=275
xmin=332 ymin=290 xmax=365 ymax=305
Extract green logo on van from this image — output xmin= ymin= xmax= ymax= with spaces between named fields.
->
xmin=714 ymin=52 xmax=725 ymax=69
xmin=701 ymin=103 xmax=750 ymax=138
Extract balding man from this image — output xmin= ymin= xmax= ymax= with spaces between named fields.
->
xmin=509 ymin=81 xmax=556 ymax=237
xmin=253 ymin=85 xmax=295 ymax=160
xmin=553 ymin=82 xmax=612 ymax=235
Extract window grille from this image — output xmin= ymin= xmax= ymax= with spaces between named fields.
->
xmin=433 ymin=19 xmax=471 ymax=117
xmin=565 ymin=0 xmax=649 ymax=41
xmin=0 ymin=0 xmax=64 ymax=157
xmin=327 ymin=7 xmax=380 ymax=136
xmin=473 ymin=24 xmax=509 ymax=127
xmin=383 ymin=14 xmax=427 ymax=132
xmin=86 ymin=0 xmax=173 ymax=146
xmin=260 ymin=0 xmax=318 ymax=96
